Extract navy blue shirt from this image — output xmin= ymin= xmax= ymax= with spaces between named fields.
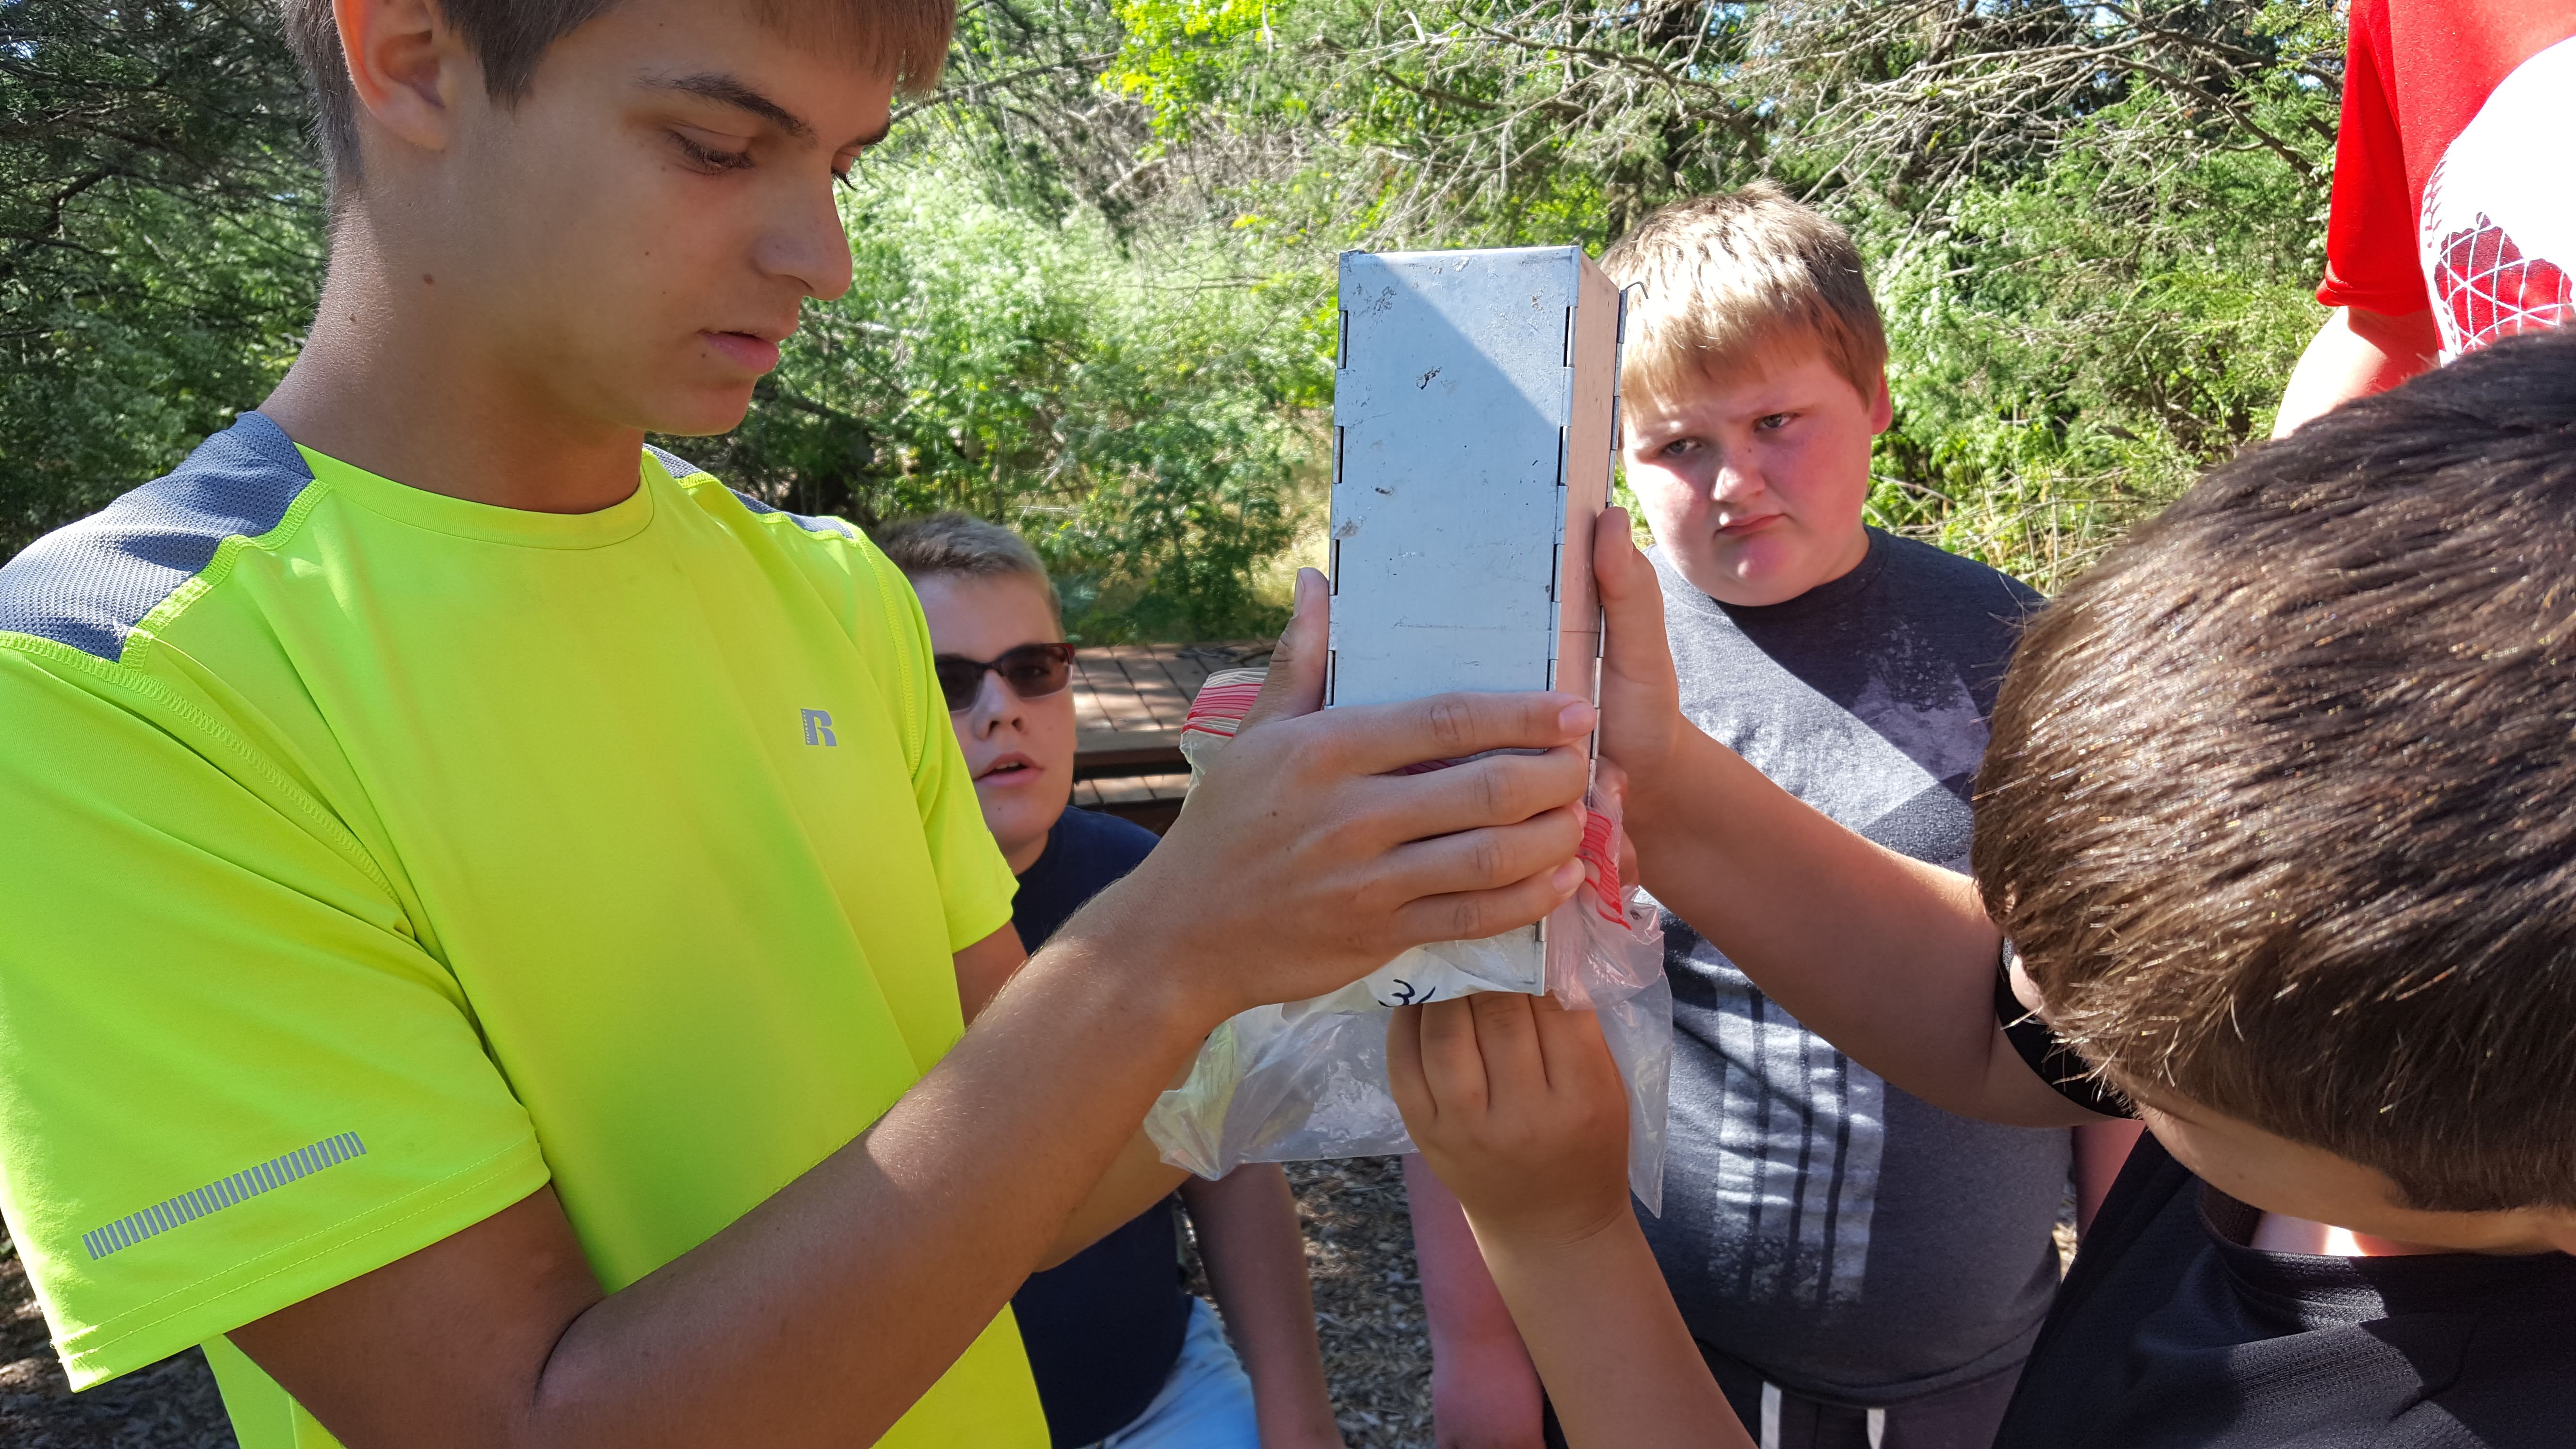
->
xmin=1006 ymin=806 xmax=1192 ymax=1447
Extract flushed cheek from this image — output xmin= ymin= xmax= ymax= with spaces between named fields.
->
xmin=1014 ymin=699 xmax=1078 ymax=765
xmin=1632 ymin=477 xmax=1712 ymax=551
xmin=1623 ymin=461 xmax=1695 ymax=511
xmin=542 ymin=267 xmax=675 ymax=371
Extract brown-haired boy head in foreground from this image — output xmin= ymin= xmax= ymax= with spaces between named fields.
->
xmin=1390 ymin=329 xmax=2576 ymax=1449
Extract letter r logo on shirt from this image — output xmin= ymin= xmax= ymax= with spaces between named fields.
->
xmin=801 ymin=708 xmax=837 ymax=746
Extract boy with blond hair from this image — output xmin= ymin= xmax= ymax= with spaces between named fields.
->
xmin=1412 ymin=184 xmax=2134 ymax=1449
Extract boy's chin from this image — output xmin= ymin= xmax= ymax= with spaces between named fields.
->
xmin=1699 ymin=533 xmax=1866 ymax=606
xmin=1700 ymin=557 xmax=1819 ymax=607
xmin=628 ymin=377 xmax=764 ymax=441
xmin=977 ymin=787 xmax=1068 ymax=836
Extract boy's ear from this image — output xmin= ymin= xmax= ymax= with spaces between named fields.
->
xmin=335 ymin=0 xmax=470 ymax=159
xmin=1866 ymin=370 xmax=1895 ymax=436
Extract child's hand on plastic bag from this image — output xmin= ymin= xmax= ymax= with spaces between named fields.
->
xmin=1104 ymin=569 xmax=1594 ymax=1018
xmin=1388 ymin=993 xmax=1632 ymax=1249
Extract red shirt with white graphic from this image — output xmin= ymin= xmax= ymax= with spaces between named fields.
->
xmin=2321 ymin=0 xmax=2576 ymax=359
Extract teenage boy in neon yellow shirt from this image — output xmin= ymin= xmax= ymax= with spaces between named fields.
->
xmin=0 ymin=2 xmax=1598 ymax=1446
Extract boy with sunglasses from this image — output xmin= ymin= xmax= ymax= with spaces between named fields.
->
xmin=880 ymin=514 xmax=1346 ymax=1449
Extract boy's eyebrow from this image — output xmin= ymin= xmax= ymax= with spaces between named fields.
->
xmin=645 ymin=71 xmax=815 ymax=142
xmin=642 ymin=71 xmax=898 ymax=152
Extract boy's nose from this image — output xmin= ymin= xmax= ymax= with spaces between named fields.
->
xmin=971 ymin=673 xmax=1023 ymax=735
xmin=758 ymin=182 xmax=856 ymax=302
xmin=1710 ymin=457 xmax=1765 ymax=503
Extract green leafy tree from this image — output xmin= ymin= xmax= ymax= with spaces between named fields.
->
xmin=1087 ymin=0 xmax=2345 ymax=586
xmin=0 ymin=0 xmax=324 ymax=557
xmin=663 ymin=166 xmax=1325 ymax=641
xmin=8 ymin=0 xmax=2351 ymax=620
xmin=1866 ymin=71 xmax=2338 ymax=583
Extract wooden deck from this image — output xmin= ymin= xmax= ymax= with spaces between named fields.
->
xmin=1071 ymin=641 xmax=1269 ymax=832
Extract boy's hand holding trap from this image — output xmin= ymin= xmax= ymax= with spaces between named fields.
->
xmin=1111 ymin=566 xmax=1596 ymax=1017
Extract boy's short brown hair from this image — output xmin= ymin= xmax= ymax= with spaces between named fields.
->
xmin=1974 ymin=330 xmax=2576 ymax=1213
xmin=874 ymin=511 xmax=1061 ymax=615
xmin=278 ymin=0 xmax=953 ymax=184
xmin=1598 ymin=182 xmax=1889 ymax=411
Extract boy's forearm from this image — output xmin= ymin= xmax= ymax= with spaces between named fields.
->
xmin=237 ymin=918 xmax=1224 ymax=1449
xmin=1406 ymin=1155 xmax=1533 ymax=1360
xmin=539 ymin=928 xmax=1222 ymax=1443
xmin=1043 ymin=1131 xmax=1191 ymax=1270
xmin=1181 ymin=1167 xmax=1343 ymax=1441
xmin=1628 ymin=727 xmax=2089 ymax=1126
xmin=1590 ymin=510 xmax=2073 ymax=1126
xmin=2271 ymin=306 xmax=2438 ymax=438
xmin=1470 ymin=1214 xmax=1746 ymax=1449
xmin=957 ymin=930 xmax=1190 ymax=1272
xmin=954 ymin=921 xmax=1028 ymax=1023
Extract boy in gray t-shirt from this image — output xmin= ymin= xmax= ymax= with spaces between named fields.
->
xmin=1406 ymin=185 xmax=2140 ymax=1449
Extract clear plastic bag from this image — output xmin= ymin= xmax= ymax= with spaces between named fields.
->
xmin=1148 ymin=670 xmax=1674 ymax=1212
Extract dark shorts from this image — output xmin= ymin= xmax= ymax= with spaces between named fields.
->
xmin=1542 ymin=1342 xmax=2021 ymax=1449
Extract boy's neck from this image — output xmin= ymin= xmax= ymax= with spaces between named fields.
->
xmin=259 ymin=210 xmax=653 ymax=515
xmin=2250 ymin=1211 xmax=2447 ymax=1258
xmin=1003 ymin=816 xmax=1058 ymax=876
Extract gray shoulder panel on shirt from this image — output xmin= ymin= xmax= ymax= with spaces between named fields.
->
xmin=0 ymin=413 xmax=315 ymax=662
xmin=725 ymin=488 xmax=858 ymax=540
xmin=645 ymin=441 xmax=856 ymax=540
xmin=644 ymin=443 xmax=703 ymax=481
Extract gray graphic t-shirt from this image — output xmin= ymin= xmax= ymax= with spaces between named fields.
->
xmin=1637 ymin=530 xmax=2067 ymax=1406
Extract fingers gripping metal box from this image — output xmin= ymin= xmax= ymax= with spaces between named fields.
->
xmin=1324 ymin=245 xmax=1625 ymax=1003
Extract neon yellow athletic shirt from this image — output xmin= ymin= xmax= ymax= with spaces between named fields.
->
xmin=0 ymin=415 xmax=1043 ymax=1448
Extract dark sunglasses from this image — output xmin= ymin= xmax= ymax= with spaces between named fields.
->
xmin=935 ymin=642 xmax=1076 ymax=712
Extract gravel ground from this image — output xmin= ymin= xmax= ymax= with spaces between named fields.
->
xmin=0 ymin=1159 xmax=1436 ymax=1449
xmin=1278 ymin=1158 xmax=1435 ymax=1448
xmin=1 ymin=1226 xmax=237 ymax=1449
